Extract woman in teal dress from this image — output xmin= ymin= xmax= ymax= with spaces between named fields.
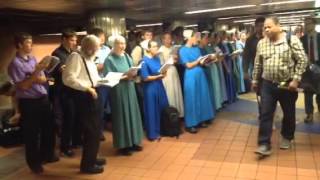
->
xmin=140 ymin=40 xmax=169 ymax=141
xmin=179 ymin=30 xmax=214 ymax=134
xmin=104 ymin=35 xmax=144 ymax=156
xmin=212 ymin=33 xmax=228 ymax=104
xmin=199 ymin=31 xmax=222 ymax=111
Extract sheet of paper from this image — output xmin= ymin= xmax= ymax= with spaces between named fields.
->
xmin=98 ymin=72 xmax=124 ymax=87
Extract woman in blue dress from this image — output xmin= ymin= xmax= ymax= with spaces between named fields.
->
xmin=218 ymin=31 xmax=237 ymax=104
xmin=179 ymin=30 xmax=214 ymax=134
xmin=140 ymin=40 xmax=169 ymax=141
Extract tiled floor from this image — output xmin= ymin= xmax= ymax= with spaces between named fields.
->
xmin=1 ymin=93 xmax=320 ymax=180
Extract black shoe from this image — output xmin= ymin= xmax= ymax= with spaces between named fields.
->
xmin=119 ymin=148 xmax=132 ymax=156
xmin=100 ymin=134 xmax=106 ymax=141
xmin=304 ymin=114 xmax=313 ymax=123
xmin=81 ymin=165 xmax=104 ymax=174
xmin=61 ymin=149 xmax=75 ymax=157
xmin=95 ymin=158 xmax=106 ymax=166
xmin=31 ymin=166 xmax=44 ymax=174
xmin=186 ymin=127 xmax=198 ymax=134
xmin=198 ymin=122 xmax=208 ymax=128
xmin=205 ymin=120 xmax=212 ymax=125
xmin=255 ymin=144 xmax=272 ymax=156
xmin=130 ymin=145 xmax=143 ymax=152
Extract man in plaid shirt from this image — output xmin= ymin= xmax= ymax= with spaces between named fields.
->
xmin=252 ymin=17 xmax=308 ymax=156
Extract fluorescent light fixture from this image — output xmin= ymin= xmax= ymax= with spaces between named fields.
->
xmin=278 ymin=15 xmax=311 ymax=19
xmin=40 ymin=31 xmax=87 ymax=36
xmin=217 ymin=15 xmax=252 ymax=20
xmin=274 ymin=9 xmax=316 ymax=15
xmin=185 ymin=4 xmax=256 ymax=14
xmin=233 ymin=19 xmax=256 ymax=23
xmin=184 ymin=24 xmax=198 ymax=28
xmin=136 ymin=23 xmax=163 ymax=27
xmin=244 ymin=22 xmax=254 ymax=25
xmin=261 ymin=0 xmax=315 ymax=6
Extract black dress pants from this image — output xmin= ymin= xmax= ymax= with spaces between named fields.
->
xmin=19 ymin=96 xmax=56 ymax=170
xmin=73 ymin=90 xmax=101 ymax=169
xmin=304 ymin=91 xmax=320 ymax=114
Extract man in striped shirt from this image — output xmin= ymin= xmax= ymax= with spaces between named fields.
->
xmin=252 ymin=17 xmax=308 ymax=156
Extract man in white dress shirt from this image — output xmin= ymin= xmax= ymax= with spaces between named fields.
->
xmin=62 ymin=35 xmax=106 ymax=174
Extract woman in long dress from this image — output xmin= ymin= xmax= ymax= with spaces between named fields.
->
xmin=235 ymin=32 xmax=247 ymax=93
xmin=158 ymin=32 xmax=184 ymax=117
xmin=218 ymin=31 xmax=237 ymax=104
xmin=140 ymin=40 xmax=169 ymax=141
xmin=104 ymin=35 xmax=144 ymax=156
xmin=179 ymin=30 xmax=214 ymax=134
xmin=198 ymin=32 xmax=220 ymax=112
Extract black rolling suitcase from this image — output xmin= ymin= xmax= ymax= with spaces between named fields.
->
xmin=161 ymin=107 xmax=181 ymax=138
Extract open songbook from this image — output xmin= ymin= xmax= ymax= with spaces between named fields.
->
xmin=228 ymin=49 xmax=242 ymax=56
xmin=98 ymin=72 xmax=124 ymax=87
xmin=159 ymin=57 xmax=174 ymax=74
xmin=39 ymin=56 xmax=60 ymax=74
xmin=124 ymin=61 xmax=144 ymax=77
xmin=197 ymin=53 xmax=218 ymax=65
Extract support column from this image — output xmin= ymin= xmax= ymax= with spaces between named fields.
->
xmin=88 ymin=11 xmax=126 ymax=36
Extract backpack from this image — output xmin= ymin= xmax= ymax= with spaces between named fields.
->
xmin=160 ymin=106 xmax=181 ymax=138
xmin=0 ymin=109 xmax=22 ymax=147
xmin=286 ymin=32 xmax=320 ymax=93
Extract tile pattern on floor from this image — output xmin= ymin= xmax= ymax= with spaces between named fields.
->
xmin=1 ymin=93 xmax=320 ymax=180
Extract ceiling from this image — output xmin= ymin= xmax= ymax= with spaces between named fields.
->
xmin=0 ymin=0 xmax=318 ymax=33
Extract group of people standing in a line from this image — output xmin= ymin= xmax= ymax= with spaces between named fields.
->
xmin=7 ymin=26 xmax=247 ymax=174
xmin=10 ymin=14 xmax=320 ymax=174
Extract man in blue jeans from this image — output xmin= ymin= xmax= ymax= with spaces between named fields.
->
xmin=252 ymin=17 xmax=308 ymax=156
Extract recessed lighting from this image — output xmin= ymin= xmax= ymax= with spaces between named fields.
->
xmin=185 ymin=5 xmax=256 ymax=14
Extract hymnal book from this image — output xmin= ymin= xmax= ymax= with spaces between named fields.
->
xmin=229 ymin=49 xmax=242 ymax=56
xmin=159 ymin=58 xmax=174 ymax=74
xmin=125 ymin=61 xmax=144 ymax=77
xmin=198 ymin=53 xmax=218 ymax=65
xmin=98 ymin=72 xmax=124 ymax=87
xmin=40 ymin=56 xmax=60 ymax=74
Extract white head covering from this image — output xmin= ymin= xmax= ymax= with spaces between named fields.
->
xmin=183 ymin=29 xmax=194 ymax=40
xmin=140 ymin=39 xmax=150 ymax=50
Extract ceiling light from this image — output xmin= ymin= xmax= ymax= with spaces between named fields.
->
xmin=278 ymin=14 xmax=311 ymax=19
xmin=184 ymin=24 xmax=198 ymax=28
xmin=233 ymin=19 xmax=256 ymax=23
xmin=39 ymin=31 xmax=87 ymax=36
xmin=136 ymin=23 xmax=163 ymax=27
xmin=261 ymin=0 xmax=315 ymax=6
xmin=274 ymin=9 xmax=316 ymax=15
xmin=218 ymin=15 xmax=252 ymax=20
xmin=185 ymin=4 xmax=256 ymax=14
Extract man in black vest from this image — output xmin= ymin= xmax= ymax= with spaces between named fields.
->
xmin=301 ymin=17 xmax=320 ymax=123
xmin=51 ymin=29 xmax=78 ymax=157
